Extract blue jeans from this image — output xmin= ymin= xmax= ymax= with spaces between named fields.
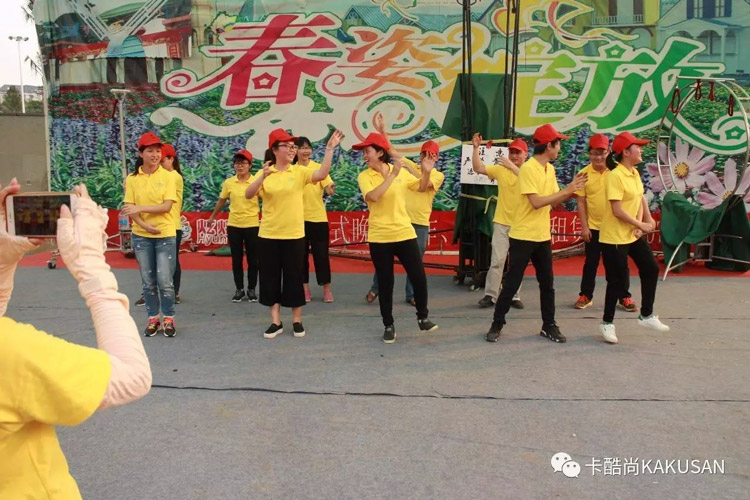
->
xmin=371 ymin=223 xmax=428 ymax=301
xmin=133 ymin=234 xmax=176 ymax=318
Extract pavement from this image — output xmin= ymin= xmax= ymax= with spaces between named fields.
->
xmin=8 ymin=266 xmax=750 ymax=500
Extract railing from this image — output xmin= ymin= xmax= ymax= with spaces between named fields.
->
xmin=591 ymin=14 xmax=644 ymax=26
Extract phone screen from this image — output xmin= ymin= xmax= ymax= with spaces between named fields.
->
xmin=9 ymin=194 xmax=71 ymax=237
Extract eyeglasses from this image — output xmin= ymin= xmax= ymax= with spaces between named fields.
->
xmin=234 ymin=161 xmax=250 ymax=166
xmin=277 ymin=143 xmax=298 ymax=150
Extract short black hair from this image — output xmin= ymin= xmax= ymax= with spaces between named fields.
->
xmin=295 ymin=136 xmax=312 ymax=148
xmin=532 ymin=138 xmax=560 ymax=155
xmin=371 ymin=144 xmax=391 ymax=164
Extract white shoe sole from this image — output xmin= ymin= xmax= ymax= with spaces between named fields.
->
xmin=264 ymin=329 xmax=283 ymax=339
xmin=383 ymin=336 xmax=396 ymax=344
xmin=293 ymin=330 xmax=306 ymax=338
xmin=637 ymin=320 xmax=670 ymax=332
xmin=419 ymin=324 xmax=439 ymax=332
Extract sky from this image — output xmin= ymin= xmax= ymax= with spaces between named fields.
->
xmin=0 ymin=0 xmax=43 ymax=87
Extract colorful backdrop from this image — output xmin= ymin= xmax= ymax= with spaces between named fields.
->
xmin=34 ymin=0 xmax=750 ymax=247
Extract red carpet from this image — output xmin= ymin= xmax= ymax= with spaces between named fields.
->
xmin=19 ymin=250 xmax=749 ymax=278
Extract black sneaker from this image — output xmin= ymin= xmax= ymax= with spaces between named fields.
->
xmin=232 ymin=289 xmax=245 ymax=302
xmin=144 ymin=317 xmax=160 ymax=337
xmin=540 ymin=324 xmax=567 ymax=343
xmin=292 ymin=322 xmax=306 ymax=338
xmin=486 ymin=321 xmax=503 ymax=342
xmin=510 ymin=299 xmax=524 ymax=309
xmin=246 ymin=289 xmax=258 ymax=302
xmin=264 ymin=323 xmax=283 ymax=339
xmin=174 ymin=293 xmax=181 ymax=304
xmin=417 ymin=318 xmax=438 ymax=332
xmin=135 ymin=295 xmax=145 ymax=307
xmin=383 ymin=325 xmax=396 ymax=344
xmin=478 ymin=295 xmax=495 ymax=308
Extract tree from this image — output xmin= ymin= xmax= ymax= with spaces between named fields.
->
xmin=2 ymin=87 xmax=22 ymax=113
xmin=25 ymin=99 xmax=43 ymax=114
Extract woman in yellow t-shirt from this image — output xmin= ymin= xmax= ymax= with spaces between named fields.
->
xmin=160 ymin=144 xmax=184 ymax=303
xmin=355 ymin=132 xmax=438 ymax=344
xmin=295 ymin=136 xmax=335 ymax=303
xmin=208 ymin=149 xmax=260 ymax=303
xmin=245 ymin=128 xmax=342 ymax=339
xmin=598 ymin=132 xmax=671 ymax=344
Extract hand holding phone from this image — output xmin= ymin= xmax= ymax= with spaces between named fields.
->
xmin=5 ymin=191 xmax=75 ymax=238
xmin=0 ymin=178 xmax=43 ymax=267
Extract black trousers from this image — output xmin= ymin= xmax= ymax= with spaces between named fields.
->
xmin=493 ymin=238 xmax=555 ymax=328
xmin=173 ymin=229 xmax=182 ymax=294
xmin=601 ymin=237 xmax=659 ymax=323
xmin=227 ymin=226 xmax=259 ymax=291
xmin=304 ymin=221 xmax=331 ymax=285
xmin=369 ymin=238 xmax=428 ymax=326
xmin=258 ymin=236 xmax=306 ymax=308
xmin=579 ymin=229 xmax=631 ymax=300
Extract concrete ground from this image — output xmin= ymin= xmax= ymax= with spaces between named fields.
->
xmin=8 ymin=267 xmax=750 ymax=499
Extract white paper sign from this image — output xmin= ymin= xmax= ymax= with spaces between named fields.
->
xmin=459 ymin=145 xmax=509 ymax=185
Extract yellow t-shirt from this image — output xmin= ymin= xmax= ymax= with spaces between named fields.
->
xmin=168 ymin=170 xmax=184 ymax=231
xmin=0 ymin=318 xmax=111 ymax=500
xmin=574 ymin=164 xmax=609 ymax=231
xmin=485 ymin=164 xmax=520 ymax=227
xmin=358 ymin=164 xmax=420 ymax=243
xmin=509 ymin=157 xmax=561 ymax=242
xmin=404 ymin=158 xmax=444 ymax=227
xmin=256 ymin=164 xmax=314 ymax=239
xmin=300 ymin=160 xmax=334 ymax=223
xmin=124 ymin=166 xmax=178 ymax=238
xmin=219 ymin=175 xmax=260 ymax=228
xmin=600 ymin=163 xmax=644 ymax=245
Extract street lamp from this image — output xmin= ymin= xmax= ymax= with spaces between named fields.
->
xmin=8 ymin=36 xmax=29 ymax=114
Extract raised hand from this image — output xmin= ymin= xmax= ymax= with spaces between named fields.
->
xmin=567 ymin=171 xmax=588 ymax=193
xmin=472 ymin=132 xmax=482 ymax=149
xmin=327 ymin=129 xmax=345 ymax=150
xmin=0 ymin=178 xmax=40 ymax=267
xmin=391 ymin=158 xmax=403 ymax=177
xmin=421 ymin=152 xmax=437 ymax=172
xmin=373 ymin=112 xmax=386 ymax=135
xmin=262 ymin=161 xmax=274 ymax=178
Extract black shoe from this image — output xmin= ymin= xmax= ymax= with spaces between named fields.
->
xmin=417 ymin=318 xmax=438 ymax=332
xmin=406 ymin=298 xmax=416 ymax=306
xmin=135 ymin=295 xmax=145 ymax=307
xmin=293 ymin=322 xmax=306 ymax=338
xmin=246 ymin=289 xmax=258 ymax=302
xmin=174 ymin=293 xmax=181 ymax=305
xmin=264 ymin=323 xmax=283 ymax=339
xmin=383 ymin=325 xmax=396 ymax=344
xmin=144 ymin=317 xmax=160 ymax=337
xmin=232 ymin=289 xmax=245 ymax=302
xmin=510 ymin=299 xmax=524 ymax=309
xmin=478 ymin=295 xmax=495 ymax=308
xmin=486 ymin=321 xmax=503 ymax=342
xmin=540 ymin=324 xmax=566 ymax=343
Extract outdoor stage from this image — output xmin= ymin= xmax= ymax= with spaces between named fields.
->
xmin=8 ymin=255 xmax=750 ymax=499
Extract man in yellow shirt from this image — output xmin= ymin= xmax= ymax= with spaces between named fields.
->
xmin=485 ymin=124 xmax=587 ymax=343
xmin=574 ymin=133 xmax=637 ymax=312
xmin=472 ymin=134 xmax=526 ymax=310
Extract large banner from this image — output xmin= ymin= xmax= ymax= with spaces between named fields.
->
xmin=35 ymin=0 xmax=750 ymax=223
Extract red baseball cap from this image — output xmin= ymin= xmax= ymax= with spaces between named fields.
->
xmin=138 ymin=132 xmax=162 ymax=149
xmin=161 ymin=143 xmax=176 ymax=158
xmin=508 ymin=138 xmax=528 ymax=153
xmin=612 ymin=132 xmax=649 ymax=154
xmin=589 ymin=133 xmax=609 ymax=150
xmin=234 ymin=149 xmax=253 ymax=163
xmin=420 ymin=140 xmax=439 ymax=156
xmin=268 ymin=128 xmax=297 ymax=149
xmin=533 ymin=124 xmax=569 ymax=144
xmin=352 ymin=132 xmax=390 ymax=151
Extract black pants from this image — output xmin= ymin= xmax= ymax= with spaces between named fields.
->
xmin=601 ymin=237 xmax=659 ymax=323
xmin=173 ymin=229 xmax=182 ymax=294
xmin=579 ymin=229 xmax=631 ymax=300
xmin=258 ymin=236 xmax=306 ymax=308
xmin=493 ymin=238 xmax=555 ymax=328
xmin=369 ymin=238 xmax=428 ymax=326
xmin=304 ymin=221 xmax=331 ymax=285
xmin=227 ymin=226 xmax=259 ymax=291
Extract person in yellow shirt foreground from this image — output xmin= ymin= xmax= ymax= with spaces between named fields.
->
xmin=486 ymin=124 xmax=587 ymax=343
xmin=598 ymin=132 xmax=671 ymax=344
xmin=355 ymin=132 xmax=439 ymax=343
xmin=208 ymin=149 xmax=260 ymax=303
xmin=0 ymin=180 xmax=151 ymax=500
xmin=121 ymin=132 xmax=179 ymax=337
xmin=245 ymin=128 xmax=343 ymax=339
xmin=296 ymin=136 xmax=336 ymax=303
xmin=472 ymin=134 xmax=525 ymax=310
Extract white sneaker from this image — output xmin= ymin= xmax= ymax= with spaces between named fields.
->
xmin=600 ymin=323 xmax=618 ymax=344
xmin=637 ymin=314 xmax=670 ymax=332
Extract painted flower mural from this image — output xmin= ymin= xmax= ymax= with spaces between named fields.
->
xmin=647 ymin=137 xmax=715 ymax=194
xmin=697 ymin=159 xmax=750 ymax=212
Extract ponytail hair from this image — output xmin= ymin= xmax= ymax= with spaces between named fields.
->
xmin=171 ymin=156 xmax=182 ymax=176
xmin=605 ymin=151 xmax=622 ymax=170
xmin=263 ymin=148 xmax=275 ymax=164
xmin=130 ymin=157 xmax=143 ymax=176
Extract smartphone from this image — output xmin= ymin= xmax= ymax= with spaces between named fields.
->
xmin=5 ymin=192 xmax=75 ymax=238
